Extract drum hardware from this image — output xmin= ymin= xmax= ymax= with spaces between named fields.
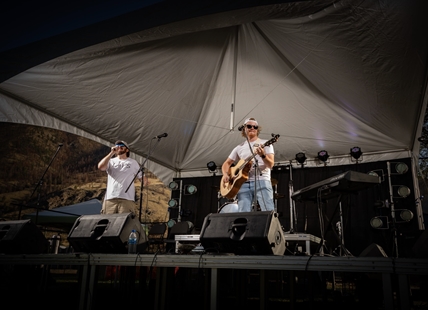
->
xmin=218 ymin=201 xmax=239 ymax=213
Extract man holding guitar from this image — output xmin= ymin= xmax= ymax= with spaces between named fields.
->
xmin=221 ymin=118 xmax=277 ymax=212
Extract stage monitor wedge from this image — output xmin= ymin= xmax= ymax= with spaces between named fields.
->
xmin=68 ymin=212 xmax=146 ymax=253
xmin=199 ymin=211 xmax=286 ymax=255
xmin=0 ymin=219 xmax=48 ymax=254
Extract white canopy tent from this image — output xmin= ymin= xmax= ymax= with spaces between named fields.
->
xmin=1 ymin=0 xmax=427 ymax=186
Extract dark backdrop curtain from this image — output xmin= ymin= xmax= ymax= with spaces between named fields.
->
xmin=170 ymin=157 xmax=418 ymax=257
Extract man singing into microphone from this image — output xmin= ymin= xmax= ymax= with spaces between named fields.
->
xmin=221 ymin=118 xmax=275 ymax=212
xmin=98 ymin=140 xmax=148 ymax=214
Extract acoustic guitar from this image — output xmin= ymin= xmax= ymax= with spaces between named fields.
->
xmin=220 ymin=134 xmax=280 ymax=199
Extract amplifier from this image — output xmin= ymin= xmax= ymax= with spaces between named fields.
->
xmin=175 ymin=234 xmax=200 ymax=242
xmin=284 ymin=233 xmax=321 ymax=255
xmin=175 ymin=234 xmax=200 ymax=254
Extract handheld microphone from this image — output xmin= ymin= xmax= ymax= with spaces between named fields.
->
xmin=238 ymin=124 xmax=245 ymax=131
xmin=153 ymin=133 xmax=168 ymax=139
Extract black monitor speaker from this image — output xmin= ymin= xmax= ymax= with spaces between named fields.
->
xmin=359 ymin=243 xmax=388 ymax=257
xmin=68 ymin=212 xmax=146 ymax=253
xmin=199 ymin=211 xmax=286 ymax=255
xmin=0 ymin=219 xmax=48 ymax=254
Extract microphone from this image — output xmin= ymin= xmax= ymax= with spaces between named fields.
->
xmin=238 ymin=124 xmax=245 ymax=131
xmin=153 ymin=133 xmax=168 ymax=139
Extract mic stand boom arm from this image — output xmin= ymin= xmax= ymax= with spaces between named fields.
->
xmin=21 ymin=143 xmax=63 ymax=222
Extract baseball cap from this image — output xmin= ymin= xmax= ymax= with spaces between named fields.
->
xmin=244 ymin=118 xmax=258 ymax=125
xmin=115 ymin=140 xmax=129 ymax=150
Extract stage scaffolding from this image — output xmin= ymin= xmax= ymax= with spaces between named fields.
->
xmin=0 ymin=253 xmax=427 ymax=310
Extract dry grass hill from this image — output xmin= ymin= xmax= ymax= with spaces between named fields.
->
xmin=0 ymin=123 xmax=171 ymax=226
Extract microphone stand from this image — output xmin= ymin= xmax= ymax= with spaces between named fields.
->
xmin=288 ymin=161 xmax=296 ymax=233
xmin=20 ymin=143 xmax=63 ymax=223
xmin=125 ymin=137 xmax=163 ymax=223
xmin=243 ymin=132 xmax=260 ymax=212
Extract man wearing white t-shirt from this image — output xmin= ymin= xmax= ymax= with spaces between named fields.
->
xmin=98 ymin=140 xmax=147 ymax=214
xmin=221 ymin=118 xmax=275 ymax=212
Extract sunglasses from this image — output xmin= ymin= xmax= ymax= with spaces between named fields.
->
xmin=246 ymin=124 xmax=259 ymax=129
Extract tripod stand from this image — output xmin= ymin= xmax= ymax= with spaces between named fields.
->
xmin=316 ymin=190 xmax=353 ymax=257
xmin=332 ymin=201 xmax=353 ymax=257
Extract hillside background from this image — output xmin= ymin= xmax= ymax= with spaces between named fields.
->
xmin=0 ymin=123 xmax=171 ymax=227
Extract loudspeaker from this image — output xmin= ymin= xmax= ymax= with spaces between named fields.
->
xmin=68 ymin=212 xmax=146 ymax=253
xmin=359 ymin=243 xmax=388 ymax=257
xmin=199 ymin=211 xmax=286 ymax=255
xmin=0 ymin=219 xmax=48 ymax=254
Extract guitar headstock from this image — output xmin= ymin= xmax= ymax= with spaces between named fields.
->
xmin=264 ymin=134 xmax=280 ymax=147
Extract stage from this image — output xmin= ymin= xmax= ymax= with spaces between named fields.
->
xmin=1 ymin=252 xmax=427 ymax=310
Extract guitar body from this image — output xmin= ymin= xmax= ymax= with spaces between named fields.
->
xmin=220 ymin=159 xmax=252 ymax=199
xmin=219 ymin=134 xmax=280 ymax=199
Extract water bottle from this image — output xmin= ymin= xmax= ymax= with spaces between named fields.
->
xmin=128 ymin=229 xmax=138 ymax=254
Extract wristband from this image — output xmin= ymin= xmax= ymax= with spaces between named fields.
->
xmin=261 ymin=155 xmax=266 ymax=159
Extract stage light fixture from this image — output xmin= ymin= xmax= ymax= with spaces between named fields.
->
xmin=317 ymin=150 xmax=329 ymax=162
xmin=207 ymin=161 xmax=217 ymax=172
xmin=184 ymin=184 xmax=197 ymax=195
xmin=393 ymin=185 xmax=411 ymax=198
xmin=370 ymin=216 xmax=389 ymax=229
xmin=167 ymin=219 xmax=177 ymax=228
xmin=295 ymin=152 xmax=307 ymax=165
xmin=398 ymin=209 xmax=414 ymax=222
xmin=368 ymin=171 xmax=379 ymax=177
xmin=350 ymin=146 xmax=362 ymax=160
xmin=168 ymin=181 xmax=179 ymax=190
xmin=373 ymin=200 xmax=385 ymax=208
xmin=207 ymin=161 xmax=218 ymax=176
xmin=367 ymin=169 xmax=385 ymax=182
xmin=168 ymin=199 xmax=178 ymax=208
xmin=395 ymin=162 xmax=408 ymax=174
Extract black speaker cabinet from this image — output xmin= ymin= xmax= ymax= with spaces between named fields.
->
xmin=359 ymin=243 xmax=388 ymax=257
xmin=68 ymin=212 xmax=146 ymax=253
xmin=0 ymin=219 xmax=48 ymax=254
xmin=199 ymin=211 xmax=286 ymax=255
